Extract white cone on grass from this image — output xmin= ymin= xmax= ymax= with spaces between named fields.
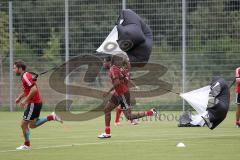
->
xmin=176 ymin=142 xmax=186 ymax=148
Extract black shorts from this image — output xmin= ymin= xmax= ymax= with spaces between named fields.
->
xmin=236 ymin=93 xmax=240 ymax=104
xmin=110 ymin=92 xmax=131 ymax=110
xmin=23 ymin=103 xmax=42 ymax=121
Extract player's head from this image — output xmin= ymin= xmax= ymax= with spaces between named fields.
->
xmin=111 ymin=55 xmax=124 ymax=67
xmin=111 ymin=53 xmax=128 ymax=67
xmin=103 ymin=55 xmax=112 ymax=69
xmin=13 ymin=60 xmax=26 ymax=76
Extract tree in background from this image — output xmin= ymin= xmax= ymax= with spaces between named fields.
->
xmin=42 ymin=28 xmax=61 ymax=66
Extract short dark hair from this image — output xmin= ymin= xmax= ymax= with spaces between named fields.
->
xmin=111 ymin=55 xmax=124 ymax=66
xmin=14 ymin=60 xmax=27 ymax=71
xmin=104 ymin=55 xmax=112 ymax=62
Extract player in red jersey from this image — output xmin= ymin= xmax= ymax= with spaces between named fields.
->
xmin=235 ymin=67 xmax=240 ymax=127
xmin=13 ymin=60 xmax=63 ymax=150
xmin=103 ymin=56 xmax=123 ymax=126
xmin=115 ymin=60 xmax=139 ymax=126
xmin=98 ymin=55 xmax=158 ymax=138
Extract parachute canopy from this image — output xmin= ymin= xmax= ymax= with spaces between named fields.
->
xmin=97 ymin=9 xmax=153 ymax=67
xmin=179 ymin=77 xmax=230 ymax=129
xmin=180 ymin=86 xmax=211 ymax=114
xmin=96 ymin=26 xmax=128 ymax=58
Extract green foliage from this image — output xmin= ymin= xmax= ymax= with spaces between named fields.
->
xmin=0 ymin=11 xmax=36 ymax=64
xmin=0 ymin=0 xmax=239 ymax=87
xmin=0 ymin=11 xmax=9 ymax=56
xmin=42 ymin=28 xmax=61 ymax=65
xmin=14 ymin=41 xmax=35 ymax=60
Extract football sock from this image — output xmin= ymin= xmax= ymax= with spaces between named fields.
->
xmin=24 ymin=129 xmax=30 ymax=146
xmin=115 ymin=107 xmax=122 ymax=123
xmin=35 ymin=115 xmax=54 ymax=126
xmin=145 ymin=110 xmax=154 ymax=116
xmin=105 ymin=126 xmax=111 ymax=134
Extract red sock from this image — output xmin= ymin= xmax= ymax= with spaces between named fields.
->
xmin=145 ymin=110 xmax=153 ymax=116
xmin=24 ymin=141 xmax=30 ymax=146
xmin=105 ymin=126 xmax=111 ymax=134
xmin=115 ymin=107 xmax=122 ymax=123
xmin=47 ymin=115 xmax=54 ymax=121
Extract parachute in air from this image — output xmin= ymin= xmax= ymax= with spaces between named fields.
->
xmin=97 ymin=9 xmax=153 ymax=67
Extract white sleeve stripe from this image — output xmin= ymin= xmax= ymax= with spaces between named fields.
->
xmin=23 ymin=73 xmax=32 ymax=86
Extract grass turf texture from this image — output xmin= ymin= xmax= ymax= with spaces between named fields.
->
xmin=0 ymin=111 xmax=239 ymax=160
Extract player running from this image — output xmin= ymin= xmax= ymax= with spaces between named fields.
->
xmin=98 ymin=55 xmax=158 ymax=138
xmin=235 ymin=67 xmax=240 ymax=127
xmin=103 ymin=56 xmax=139 ymax=126
xmin=13 ymin=60 xmax=63 ymax=150
xmin=115 ymin=60 xmax=139 ymax=126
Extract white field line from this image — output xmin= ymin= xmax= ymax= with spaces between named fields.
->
xmin=0 ymin=130 xmax=236 ymax=142
xmin=0 ymin=134 xmax=239 ymax=153
xmin=0 ymin=132 xmax=234 ymax=144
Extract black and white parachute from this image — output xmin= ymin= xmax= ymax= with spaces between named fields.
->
xmin=179 ymin=77 xmax=230 ymax=129
xmin=97 ymin=9 xmax=153 ymax=67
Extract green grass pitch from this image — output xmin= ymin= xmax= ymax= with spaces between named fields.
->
xmin=0 ymin=111 xmax=239 ymax=160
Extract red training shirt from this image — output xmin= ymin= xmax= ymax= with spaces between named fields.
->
xmin=21 ymin=72 xmax=42 ymax=104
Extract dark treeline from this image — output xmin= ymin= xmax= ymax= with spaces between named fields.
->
xmin=0 ymin=0 xmax=239 ymax=80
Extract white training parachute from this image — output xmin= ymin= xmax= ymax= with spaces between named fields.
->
xmin=96 ymin=25 xmax=128 ymax=58
xmin=179 ymin=76 xmax=230 ymax=129
xmin=179 ymin=86 xmax=211 ymax=126
xmin=180 ymin=86 xmax=210 ymax=114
